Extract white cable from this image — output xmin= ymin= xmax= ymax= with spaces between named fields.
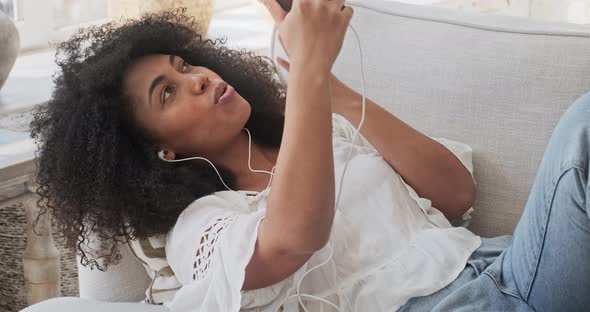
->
xmin=244 ymin=128 xmax=276 ymax=176
xmin=271 ymin=14 xmax=367 ymax=312
xmin=281 ymin=293 xmax=341 ymax=311
xmin=158 ymin=128 xmax=276 ymax=194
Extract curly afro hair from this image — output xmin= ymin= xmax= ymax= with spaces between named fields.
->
xmin=29 ymin=8 xmax=286 ymax=271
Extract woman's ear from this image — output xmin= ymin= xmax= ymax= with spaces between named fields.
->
xmin=161 ymin=149 xmax=176 ymax=160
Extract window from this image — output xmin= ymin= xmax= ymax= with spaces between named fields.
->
xmin=0 ymin=0 xmax=251 ymax=52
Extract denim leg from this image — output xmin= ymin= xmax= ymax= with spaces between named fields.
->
xmin=500 ymin=92 xmax=590 ymax=311
xmin=398 ymin=236 xmax=517 ymax=312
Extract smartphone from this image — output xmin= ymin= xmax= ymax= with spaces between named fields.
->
xmin=275 ymin=0 xmax=345 ymax=13
xmin=275 ymin=0 xmax=292 ymax=12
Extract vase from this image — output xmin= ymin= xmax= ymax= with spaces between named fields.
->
xmin=108 ymin=0 xmax=214 ymax=37
xmin=0 ymin=10 xmax=20 ymax=91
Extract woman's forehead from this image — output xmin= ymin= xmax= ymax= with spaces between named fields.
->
xmin=123 ymin=54 xmax=170 ymax=97
xmin=127 ymin=54 xmax=170 ymax=77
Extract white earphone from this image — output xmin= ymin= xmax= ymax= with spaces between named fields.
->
xmin=158 ymin=127 xmax=276 ymax=194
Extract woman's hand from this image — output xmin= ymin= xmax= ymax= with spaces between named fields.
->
xmin=275 ymin=34 xmax=357 ymax=118
xmin=274 ymin=0 xmax=353 ymax=74
xmin=260 ymin=0 xmax=352 ymax=74
xmin=262 ymin=0 xmax=354 ymax=112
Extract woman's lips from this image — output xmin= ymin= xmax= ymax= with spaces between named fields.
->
xmin=217 ymin=85 xmax=234 ymax=105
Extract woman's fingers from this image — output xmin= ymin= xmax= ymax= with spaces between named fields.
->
xmin=258 ymin=0 xmax=287 ymax=26
xmin=341 ymin=4 xmax=353 ymax=21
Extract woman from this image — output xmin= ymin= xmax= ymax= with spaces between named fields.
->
xmin=27 ymin=0 xmax=589 ymax=311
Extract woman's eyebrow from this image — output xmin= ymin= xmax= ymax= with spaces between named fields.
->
xmin=148 ymin=55 xmax=176 ymax=107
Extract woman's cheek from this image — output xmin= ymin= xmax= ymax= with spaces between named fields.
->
xmin=170 ymin=99 xmax=194 ymax=119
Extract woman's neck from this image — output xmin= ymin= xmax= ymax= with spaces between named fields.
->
xmin=212 ymin=131 xmax=279 ymax=193
xmin=236 ymin=144 xmax=278 ymax=192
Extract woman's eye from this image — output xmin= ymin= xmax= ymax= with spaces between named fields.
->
xmin=181 ymin=61 xmax=190 ymax=72
xmin=163 ymin=86 xmax=174 ymax=103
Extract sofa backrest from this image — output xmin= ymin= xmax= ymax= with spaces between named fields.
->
xmin=275 ymin=0 xmax=590 ymax=237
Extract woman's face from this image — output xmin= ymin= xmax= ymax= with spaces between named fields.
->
xmin=123 ymin=54 xmax=251 ymax=157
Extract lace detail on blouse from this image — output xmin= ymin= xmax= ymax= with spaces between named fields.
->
xmin=192 ymin=213 xmax=238 ymax=281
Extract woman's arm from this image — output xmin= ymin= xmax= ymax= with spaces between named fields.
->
xmin=330 ymin=74 xmax=475 ymax=220
xmin=243 ymin=63 xmax=335 ymax=291
xmin=262 ymin=64 xmax=335 ymax=254
xmin=243 ymin=0 xmax=354 ymax=290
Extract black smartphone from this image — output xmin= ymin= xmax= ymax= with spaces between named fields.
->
xmin=275 ymin=0 xmax=292 ymax=12
xmin=275 ymin=0 xmax=345 ymax=13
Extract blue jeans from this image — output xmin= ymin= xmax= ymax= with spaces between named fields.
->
xmin=401 ymin=92 xmax=590 ymax=312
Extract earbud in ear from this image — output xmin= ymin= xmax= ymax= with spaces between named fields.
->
xmin=158 ymin=150 xmax=169 ymax=161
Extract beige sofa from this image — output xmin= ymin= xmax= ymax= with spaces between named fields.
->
xmin=30 ymin=0 xmax=590 ymax=307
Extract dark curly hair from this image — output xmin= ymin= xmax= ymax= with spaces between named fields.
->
xmin=29 ymin=8 xmax=286 ymax=271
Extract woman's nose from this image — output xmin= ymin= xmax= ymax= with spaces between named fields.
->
xmin=188 ymin=74 xmax=209 ymax=94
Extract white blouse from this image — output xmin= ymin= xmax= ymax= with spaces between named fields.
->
xmin=160 ymin=113 xmax=481 ymax=312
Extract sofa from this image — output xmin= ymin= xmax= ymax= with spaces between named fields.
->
xmin=24 ymin=0 xmax=590 ymax=310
